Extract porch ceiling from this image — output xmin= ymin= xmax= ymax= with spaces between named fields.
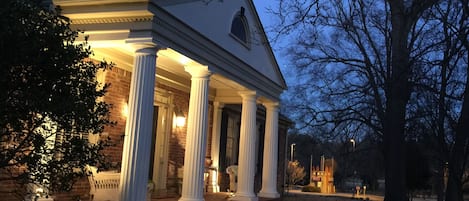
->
xmin=91 ymin=46 xmax=246 ymax=94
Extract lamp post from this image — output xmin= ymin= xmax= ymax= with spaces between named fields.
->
xmin=350 ymin=139 xmax=356 ymax=152
xmin=290 ymin=143 xmax=296 ymax=161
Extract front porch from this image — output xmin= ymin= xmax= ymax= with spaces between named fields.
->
xmin=48 ymin=1 xmax=289 ymax=201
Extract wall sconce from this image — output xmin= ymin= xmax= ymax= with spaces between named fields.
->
xmin=122 ymin=101 xmax=129 ymax=118
xmin=174 ymin=107 xmax=186 ymax=127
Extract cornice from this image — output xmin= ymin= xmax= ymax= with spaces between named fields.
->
xmin=53 ymin=0 xmax=149 ymax=7
xmin=71 ymin=16 xmax=152 ymax=25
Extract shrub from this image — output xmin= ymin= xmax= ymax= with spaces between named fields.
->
xmin=302 ymin=185 xmax=321 ymax=192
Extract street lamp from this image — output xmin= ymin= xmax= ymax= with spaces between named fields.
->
xmin=290 ymin=143 xmax=296 ymax=161
xmin=350 ymin=139 xmax=356 ymax=152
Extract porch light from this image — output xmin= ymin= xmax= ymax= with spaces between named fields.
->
xmin=175 ymin=107 xmax=186 ymax=127
xmin=122 ymin=102 xmax=129 ymax=118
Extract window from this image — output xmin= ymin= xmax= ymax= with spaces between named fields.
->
xmin=219 ymin=110 xmax=240 ymax=171
xmin=230 ymin=7 xmax=249 ymax=45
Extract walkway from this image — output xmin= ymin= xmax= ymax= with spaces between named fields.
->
xmin=285 ymin=189 xmax=384 ymax=201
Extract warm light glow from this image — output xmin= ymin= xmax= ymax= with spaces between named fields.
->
xmin=122 ymin=102 xmax=129 ymax=118
xmin=179 ymin=55 xmax=191 ymax=65
xmin=175 ymin=116 xmax=186 ymax=127
xmin=210 ymin=169 xmax=219 ymax=192
xmin=35 ymin=188 xmax=44 ymax=194
xmin=173 ymin=107 xmax=186 ymax=127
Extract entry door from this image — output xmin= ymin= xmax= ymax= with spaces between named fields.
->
xmin=150 ymin=105 xmax=170 ymax=192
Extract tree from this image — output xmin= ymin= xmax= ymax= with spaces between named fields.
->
xmin=286 ymin=160 xmax=307 ymax=186
xmin=437 ymin=1 xmax=469 ymax=201
xmin=272 ymin=0 xmax=440 ymax=200
xmin=406 ymin=142 xmax=432 ymax=199
xmin=0 ymin=0 xmax=113 ymax=196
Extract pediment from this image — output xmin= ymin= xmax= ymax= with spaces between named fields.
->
xmin=156 ymin=0 xmax=287 ymax=90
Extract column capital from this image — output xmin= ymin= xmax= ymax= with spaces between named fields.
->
xmin=134 ymin=45 xmax=165 ymax=55
xmin=126 ymin=40 xmax=166 ymax=55
xmin=263 ymin=101 xmax=279 ymax=110
xmin=238 ymin=91 xmax=257 ymax=100
xmin=213 ymin=101 xmax=225 ymax=109
xmin=185 ymin=65 xmax=212 ymax=78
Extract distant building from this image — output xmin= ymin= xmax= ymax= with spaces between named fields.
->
xmin=310 ymin=156 xmax=335 ymax=193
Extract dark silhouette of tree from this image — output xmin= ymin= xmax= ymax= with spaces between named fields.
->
xmin=271 ymin=0 xmax=441 ymax=200
xmin=406 ymin=142 xmax=432 ymax=199
xmin=437 ymin=1 xmax=469 ymax=201
xmin=0 ymin=0 xmax=113 ymax=194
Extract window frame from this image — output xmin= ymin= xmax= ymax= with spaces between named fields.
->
xmin=229 ymin=9 xmax=251 ymax=49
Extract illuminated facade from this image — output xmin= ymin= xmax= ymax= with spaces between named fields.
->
xmin=310 ymin=156 xmax=335 ymax=194
xmin=4 ymin=1 xmax=289 ymax=201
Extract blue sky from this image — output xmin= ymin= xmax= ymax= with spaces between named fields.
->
xmin=253 ymin=0 xmax=301 ymax=97
xmin=252 ymin=1 xmax=294 ymax=86
xmin=253 ymin=1 xmax=276 ymax=26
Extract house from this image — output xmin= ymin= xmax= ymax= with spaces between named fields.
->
xmin=1 ymin=0 xmax=289 ymax=201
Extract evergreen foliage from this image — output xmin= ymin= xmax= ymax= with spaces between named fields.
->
xmin=0 ymin=0 xmax=114 ymax=194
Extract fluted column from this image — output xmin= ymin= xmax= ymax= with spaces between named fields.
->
xmin=258 ymin=102 xmax=280 ymax=198
xmin=208 ymin=102 xmax=224 ymax=193
xmin=179 ymin=65 xmax=212 ymax=201
xmin=119 ymin=45 xmax=159 ymax=201
xmin=232 ymin=91 xmax=258 ymax=201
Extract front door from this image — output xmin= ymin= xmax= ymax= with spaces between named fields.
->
xmin=149 ymin=91 xmax=172 ymax=195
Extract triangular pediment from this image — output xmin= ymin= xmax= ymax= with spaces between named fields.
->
xmin=156 ymin=0 xmax=287 ymax=90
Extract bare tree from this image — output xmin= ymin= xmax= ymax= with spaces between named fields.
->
xmin=272 ymin=0 xmax=440 ymax=200
xmin=441 ymin=1 xmax=469 ymax=200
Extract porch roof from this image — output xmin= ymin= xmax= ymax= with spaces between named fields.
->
xmin=53 ymin=0 xmax=286 ymax=103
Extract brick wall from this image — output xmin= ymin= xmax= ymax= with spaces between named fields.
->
xmin=52 ymin=178 xmax=90 ymax=201
xmin=102 ymin=67 xmax=131 ymax=163
xmin=0 ymin=169 xmax=25 ymax=201
xmin=53 ymin=66 xmax=131 ymax=201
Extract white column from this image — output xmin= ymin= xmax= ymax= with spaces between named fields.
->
xmin=232 ymin=91 xmax=258 ymax=201
xmin=208 ymin=102 xmax=224 ymax=193
xmin=119 ymin=45 xmax=159 ymax=201
xmin=258 ymin=102 xmax=280 ymax=198
xmin=179 ymin=65 xmax=212 ymax=201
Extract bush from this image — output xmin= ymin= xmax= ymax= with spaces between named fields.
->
xmin=287 ymin=160 xmax=306 ymax=185
xmin=302 ymin=185 xmax=321 ymax=192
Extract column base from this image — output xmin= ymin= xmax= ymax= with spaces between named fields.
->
xmin=258 ymin=191 xmax=280 ymax=198
xmin=229 ymin=195 xmax=258 ymax=201
xmin=207 ymin=185 xmax=220 ymax=193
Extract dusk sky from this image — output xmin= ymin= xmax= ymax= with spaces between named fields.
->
xmin=252 ymin=1 xmax=295 ymax=88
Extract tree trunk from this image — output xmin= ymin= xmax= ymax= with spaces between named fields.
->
xmin=383 ymin=91 xmax=408 ymax=201
xmin=435 ymin=161 xmax=445 ymax=201
xmin=436 ymin=12 xmax=450 ymax=201
xmin=384 ymin=2 xmax=412 ymax=201
xmin=445 ymin=61 xmax=469 ymax=201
